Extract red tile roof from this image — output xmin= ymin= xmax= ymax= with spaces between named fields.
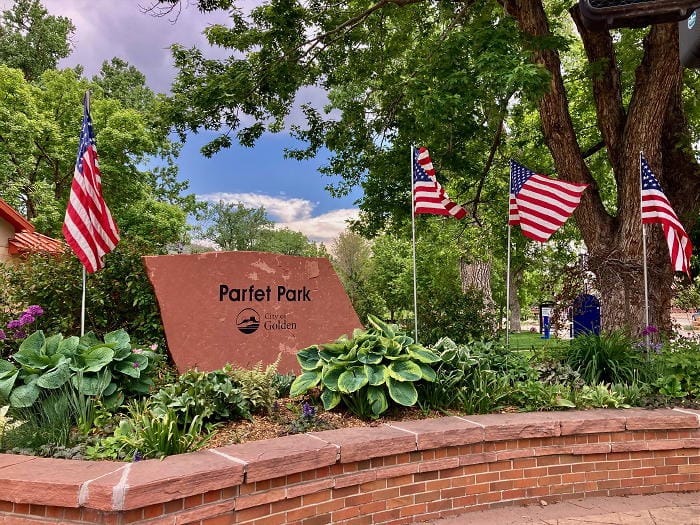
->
xmin=1 ymin=197 xmax=65 ymax=256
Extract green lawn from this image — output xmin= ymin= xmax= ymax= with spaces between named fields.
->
xmin=504 ymin=330 xmax=570 ymax=352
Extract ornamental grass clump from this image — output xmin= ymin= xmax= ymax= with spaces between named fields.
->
xmin=290 ymin=315 xmax=440 ymax=419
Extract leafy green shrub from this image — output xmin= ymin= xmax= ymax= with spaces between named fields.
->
xmin=418 ymin=289 xmax=496 ymax=344
xmin=560 ymin=331 xmax=643 ymax=385
xmin=290 ymin=315 xmax=440 ymax=419
xmin=151 ymin=369 xmax=251 ymax=425
xmin=87 ymin=400 xmax=215 ymax=460
xmin=0 ymin=238 xmax=165 ymax=344
xmin=653 ymin=345 xmax=700 ymax=398
xmin=420 ymin=337 xmax=541 ymax=414
xmin=572 ymin=384 xmax=630 ymax=409
xmin=225 ymin=357 xmax=280 ymax=415
xmin=509 ymin=380 xmax=575 ymax=412
xmin=272 ymin=372 xmax=296 ymax=398
xmin=0 ymin=329 xmax=161 ymax=412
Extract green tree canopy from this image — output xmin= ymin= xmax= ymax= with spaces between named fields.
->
xmin=161 ymin=0 xmax=700 ymax=334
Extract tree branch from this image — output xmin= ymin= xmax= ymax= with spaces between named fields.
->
xmin=570 ymin=3 xmax=626 ymax=174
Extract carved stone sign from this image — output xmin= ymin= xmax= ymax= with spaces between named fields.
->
xmin=143 ymin=251 xmax=362 ymax=374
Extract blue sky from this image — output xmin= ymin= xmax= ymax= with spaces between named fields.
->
xmin=5 ymin=0 xmax=362 ymax=242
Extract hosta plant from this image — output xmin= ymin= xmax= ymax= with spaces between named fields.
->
xmin=290 ymin=315 xmax=440 ymax=419
xmin=0 ymin=329 xmax=160 ymax=411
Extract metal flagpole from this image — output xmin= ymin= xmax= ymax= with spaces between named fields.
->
xmin=506 ymin=225 xmax=512 ymax=348
xmin=80 ymin=89 xmax=91 ymax=337
xmin=410 ymin=146 xmax=419 ymax=343
xmin=640 ymin=151 xmax=650 ymax=349
xmin=81 ymin=267 xmax=86 ymax=336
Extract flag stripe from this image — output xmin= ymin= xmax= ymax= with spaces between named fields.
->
xmin=640 ymin=154 xmax=692 ymax=277
xmin=413 ymin=147 xmax=466 ymax=219
xmin=62 ymin=94 xmax=120 ymax=273
xmin=509 ymin=160 xmax=587 ymax=243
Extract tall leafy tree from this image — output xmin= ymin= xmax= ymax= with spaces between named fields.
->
xmin=162 ymin=0 xmax=700 ymax=333
xmin=0 ymin=0 xmax=74 ymax=81
xmin=200 ymin=201 xmax=273 ymax=250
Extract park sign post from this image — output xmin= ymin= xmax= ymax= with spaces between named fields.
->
xmin=144 ymin=251 xmax=362 ymax=374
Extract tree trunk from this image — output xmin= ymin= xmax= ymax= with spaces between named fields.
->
xmin=460 ymin=257 xmax=498 ymax=331
xmin=503 ymin=0 xmax=698 ymax=336
xmin=508 ymin=267 xmax=523 ymax=332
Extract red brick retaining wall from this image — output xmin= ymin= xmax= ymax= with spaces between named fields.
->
xmin=0 ymin=408 xmax=698 ymax=524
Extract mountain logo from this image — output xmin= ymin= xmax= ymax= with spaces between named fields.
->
xmin=236 ymin=308 xmax=260 ymax=334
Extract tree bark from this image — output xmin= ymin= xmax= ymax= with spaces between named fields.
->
xmin=460 ymin=257 xmax=498 ymax=332
xmin=502 ymin=0 xmax=696 ymax=335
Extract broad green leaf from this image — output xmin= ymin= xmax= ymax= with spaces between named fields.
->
xmin=364 ymin=363 xmax=387 ymax=386
xmin=103 ymin=391 xmax=124 ymax=411
xmin=13 ymin=347 xmax=52 ymax=370
xmin=297 ymin=346 xmax=321 ymax=370
xmin=18 ymin=330 xmax=44 ymax=353
xmin=321 ymin=342 xmax=350 ymax=354
xmin=57 ymin=336 xmax=79 ymax=356
xmin=367 ymin=314 xmax=394 ymax=338
xmin=321 ymin=365 xmax=344 ymax=391
xmin=367 ymin=385 xmax=388 ymax=416
xmin=104 ymin=329 xmax=130 ymax=349
xmin=78 ymin=331 xmax=101 ymax=349
xmin=0 ymin=369 xmax=18 ymax=399
xmin=357 ymin=347 xmax=383 ymax=365
xmin=9 ymin=383 xmax=40 ymax=408
xmin=102 ymin=381 xmax=117 ymax=396
xmin=112 ymin=345 xmax=132 ymax=361
xmin=418 ymin=362 xmax=437 ymax=382
xmin=44 ymin=334 xmax=63 ymax=356
xmin=386 ymin=376 xmax=418 ymax=406
xmin=115 ymin=354 xmax=146 ymax=378
xmin=0 ymin=360 xmax=15 ymax=373
xmin=81 ymin=346 xmax=115 ymax=372
xmin=290 ymin=370 xmax=321 ymax=396
xmin=387 ymin=360 xmax=422 ymax=382
xmin=408 ymin=346 xmax=441 ymax=363
xmin=320 ymin=388 xmax=341 ymax=410
xmin=73 ymin=370 xmax=112 ymax=396
xmin=36 ymin=361 xmax=71 ymax=389
xmin=337 ymin=367 xmax=368 ymax=393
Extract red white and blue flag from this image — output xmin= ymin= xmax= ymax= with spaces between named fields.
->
xmin=62 ymin=94 xmax=120 ymax=273
xmin=412 ymin=147 xmax=466 ymax=219
xmin=509 ymin=160 xmax=588 ymax=243
xmin=641 ymin=154 xmax=692 ymax=277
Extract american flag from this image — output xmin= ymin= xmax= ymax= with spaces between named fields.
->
xmin=62 ymin=94 xmax=120 ymax=273
xmin=509 ymin=160 xmax=588 ymax=243
xmin=412 ymin=147 xmax=466 ymax=219
xmin=640 ymin=154 xmax=692 ymax=277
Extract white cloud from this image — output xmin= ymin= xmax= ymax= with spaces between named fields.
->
xmin=197 ymin=192 xmax=358 ymax=243
xmin=281 ymin=208 xmax=359 ymax=243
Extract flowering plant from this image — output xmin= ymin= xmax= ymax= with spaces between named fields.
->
xmin=0 ymin=305 xmax=44 ymax=358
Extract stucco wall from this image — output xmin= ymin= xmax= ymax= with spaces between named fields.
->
xmin=0 ymin=216 xmax=15 ymax=263
xmin=0 ymin=408 xmax=698 ymax=524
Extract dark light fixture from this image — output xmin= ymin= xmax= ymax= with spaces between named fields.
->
xmin=579 ymin=0 xmax=700 ymax=30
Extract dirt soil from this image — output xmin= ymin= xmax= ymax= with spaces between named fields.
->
xmin=206 ymin=397 xmax=442 ymax=448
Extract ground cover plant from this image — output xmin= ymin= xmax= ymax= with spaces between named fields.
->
xmin=1 ymin=316 xmax=700 ymax=461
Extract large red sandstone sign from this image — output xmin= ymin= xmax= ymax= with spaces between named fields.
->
xmin=143 ymin=252 xmax=362 ymax=374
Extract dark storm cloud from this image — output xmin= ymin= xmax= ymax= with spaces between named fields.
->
xmin=19 ymin=0 xmax=231 ymax=93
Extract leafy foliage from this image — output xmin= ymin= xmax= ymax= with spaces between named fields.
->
xmin=225 ymin=357 xmax=281 ymax=415
xmin=0 ymin=238 xmax=166 ymax=344
xmin=87 ymin=400 xmax=214 ymax=460
xmin=151 ymin=369 xmax=251 ymax=425
xmin=290 ymin=315 xmax=440 ymax=419
xmin=0 ymin=328 xmax=160 ymax=413
xmin=560 ymin=331 xmax=644 ymax=385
